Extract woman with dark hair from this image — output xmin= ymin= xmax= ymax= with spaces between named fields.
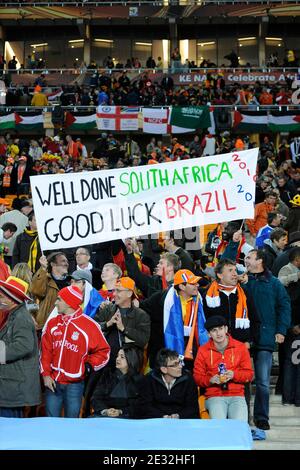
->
xmin=90 ymin=346 xmax=143 ymax=418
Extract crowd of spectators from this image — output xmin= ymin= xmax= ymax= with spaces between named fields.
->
xmin=0 ymin=119 xmax=299 ymax=433
xmin=2 ymin=67 xmax=299 ymax=109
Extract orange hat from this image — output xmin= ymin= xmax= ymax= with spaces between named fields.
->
xmin=115 ymin=277 xmax=138 ymax=297
xmin=0 ymin=276 xmax=31 ymax=303
xmin=235 ymin=138 xmax=244 ymax=150
xmin=173 ymin=269 xmax=200 ymax=286
xmin=148 ymin=159 xmax=158 ymax=165
xmin=0 ymin=198 xmax=9 ymax=206
xmin=34 ymin=85 xmax=42 ymax=93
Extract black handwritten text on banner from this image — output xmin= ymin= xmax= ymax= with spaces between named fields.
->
xmin=30 ymin=149 xmax=258 ymax=251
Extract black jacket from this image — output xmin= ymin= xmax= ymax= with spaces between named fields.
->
xmin=91 ymin=242 xmax=113 ymax=271
xmin=203 ymin=286 xmax=260 ymax=345
xmin=284 ymin=207 xmax=300 ymax=235
xmin=94 ymin=303 xmax=150 ymax=366
xmin=90 ymin=267 xmax=102 ymax=290
xmin=140 ymin=289 xmax=168 ymax=368
xmin=136 ymin=369 xmax=199 ymax=419
xmin=12 ymin=231 xmax=41 ymax=273
xmin=262 ymin=240 xmax=280 ymax=270
xmin=125 ymin=251 xmax=163 ymax=297
xmin=91 ymin=368 xmax=142 ymax=417
xmin=173 ymin=247 xmax=194 ymax=271
xmin=272 ymin=246 xmax=296 ymax=277
xmin=10 ymin=160 xmax=33 ymax=192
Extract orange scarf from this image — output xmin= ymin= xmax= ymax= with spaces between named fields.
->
xmin=184 ymin=295 xmax=199 ymax=360
xmin=17 ymin=164 xmax=25 ymax=184
xmin=213 ymin=236 xmax=246 ymax=266
xmin=158 ymin=232 xmax=165 ymax=249
xmin=206 ymin=281 xmax=249 ymax=329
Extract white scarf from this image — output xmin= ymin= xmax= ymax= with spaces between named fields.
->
xmin=77 ymin=262 xmax=93 ymax=271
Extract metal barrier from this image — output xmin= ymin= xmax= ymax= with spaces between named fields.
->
xmin=2 ymin=67 xmax=300 ymax=75
xmin=1 ymin=105 xmax=300 ymax=113
xmin=1 ymin=0 xmax=300 ymax=5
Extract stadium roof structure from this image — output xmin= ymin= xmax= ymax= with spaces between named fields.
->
xmin=1 ymin=0 xmax=300 ymax=5
xmin=1 ymin=2 xmax=300 ymax=21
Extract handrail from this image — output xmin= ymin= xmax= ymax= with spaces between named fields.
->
xmin=1 ymin=104 xmax=300 ymax=113
xmin=2 ymin=67 xmax=300 ymax=75
xmin=1 ymin=0 xmax=300 ymax=5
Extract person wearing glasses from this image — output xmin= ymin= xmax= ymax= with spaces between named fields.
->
xmin=94 ymin=277 xmax=150 ymax=366
xmin=75 ymin=246 xmax=102 ymax=290
xmin=136 ymin=348 xmax=199 ymax=419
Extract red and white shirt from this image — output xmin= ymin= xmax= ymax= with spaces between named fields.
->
xmin=40 ymin=308 xmax=110 ymax=384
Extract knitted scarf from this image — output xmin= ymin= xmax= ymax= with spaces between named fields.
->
xmin=206 ymin=280 xmax=250 ymax=329
xmin=25 ymin=229 xmax=39 ymax=273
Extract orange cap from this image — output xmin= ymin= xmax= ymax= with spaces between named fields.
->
xmin=115 ymin=277 xmax=138 ymax=297
xmin=173 ymin=269 xmax=200 ymax=286
xmin=0 ymin=198 xmax=9 ymax=206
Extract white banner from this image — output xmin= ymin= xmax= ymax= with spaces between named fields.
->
xmin=30 ymin=149 xmax=258 ymax=251
xmin=96 ymin=106 xmax=139 ymax=131
xmin=142 ymin=108 xmax=168 ymax=134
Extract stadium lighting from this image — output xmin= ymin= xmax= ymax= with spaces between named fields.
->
xmin=238 ymin=37 xmax=256 ymax=41
xmin=30 ymin=43 xmax=48 ymax=47
xmin=135 ymin=42 xmax=152 ymax=46
xmin=94 ymin=39 xmax=114 ymax=43
xmin=197 ymin=42 xmax=215 ymax=46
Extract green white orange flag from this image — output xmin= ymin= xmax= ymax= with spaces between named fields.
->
xmin=0 ymin=113 xmax=15 ymax=130
xmin=268 ymin=114 xmax=300 ymax=132
xmin=15 ymin=113 xmax=44 ymax=131
xmin=65 ymin=112 xmax=96 ymax=130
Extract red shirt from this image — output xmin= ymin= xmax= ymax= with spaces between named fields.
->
xmin=193 ymin=335 xmax=253 ymax=399
xmin=40 ymin=308 xmax=110 ymax=384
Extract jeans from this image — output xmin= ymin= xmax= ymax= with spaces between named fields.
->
xmin=0 ymin=407 xmax=23 ymax=418
xmin=253 ymin=350 xmax=273 ymax=422
xmin=206 ymin=396 xmax=248 ymax=421
xmin=45 ymin=381 xmax=84 ymax=418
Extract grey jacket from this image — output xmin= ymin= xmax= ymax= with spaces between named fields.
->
xmin=0 ymin=304 xmax=41 ymax=407
xmin=94 ymin=303 xmax=150 ymax=365
xmin=278 ymin=262 xmax=300 ymax=287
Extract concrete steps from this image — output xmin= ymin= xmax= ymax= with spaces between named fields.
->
xmin=254 ymin=440 xmax=300 ymax=450
xmin=251 ymin=354 xmax=300 ymax=450
xmin=252 ymin=413 xmax=300 ymax=450
xmin=269 ymin=405 xmax=300 ymax=417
